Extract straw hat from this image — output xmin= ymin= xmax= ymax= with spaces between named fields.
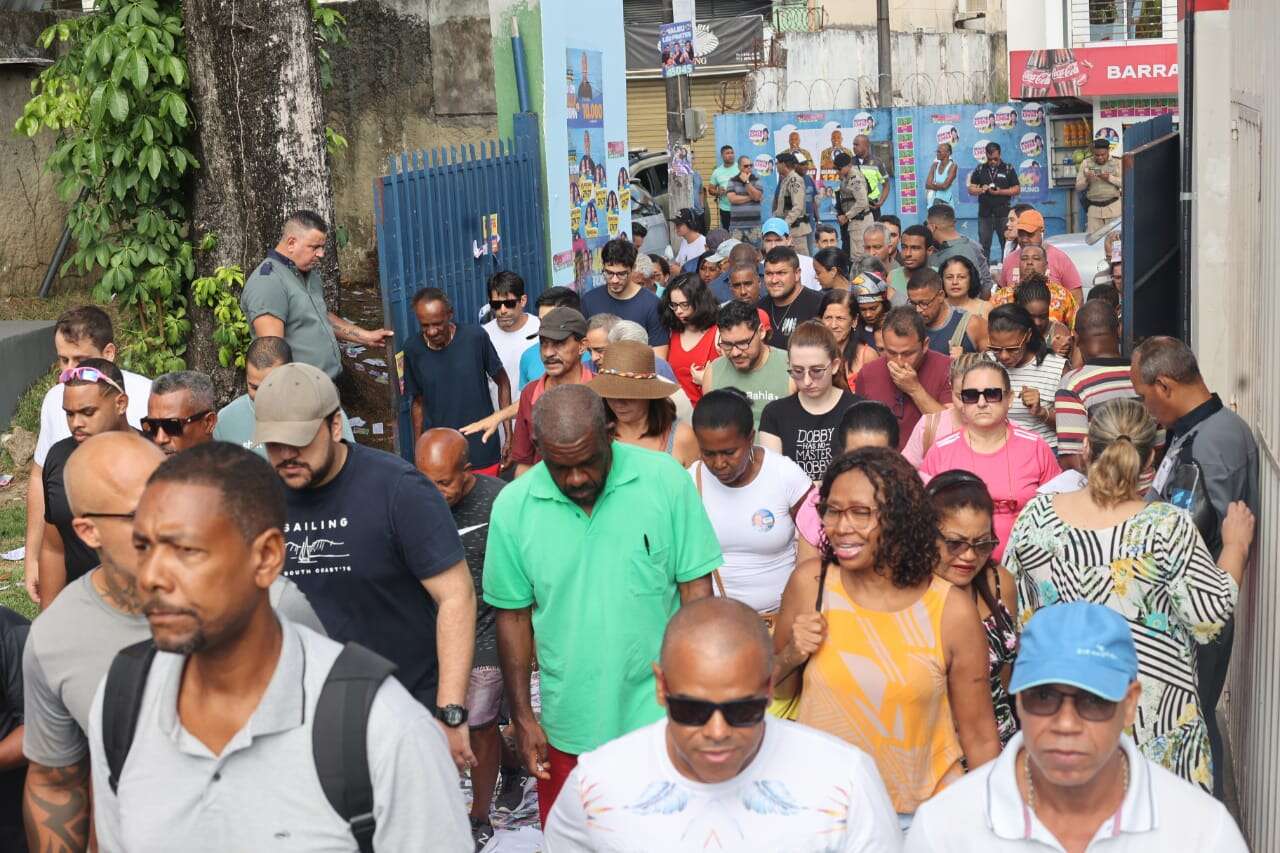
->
xmin=585 ymin=340 xmax=677 ymax=400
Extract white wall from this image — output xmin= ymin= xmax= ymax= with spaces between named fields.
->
xmin=822 ymin=0 xmax=1007 ymax=34
xmin=749 ymin=27 xmax=1003 ymax=111
xmin=1005 ymin=0 xmax=1065 ymax=51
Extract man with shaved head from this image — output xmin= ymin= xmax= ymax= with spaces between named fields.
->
xmin=416 ymin=428 xmax=506 ymax=846
xmin=21 ymin=433 xmax=323 ymax=852
xmin=543 ymin=598 xmax=900 ymax=850
xmin=240 ymin=209 xmax=391 ymax=381
xmin=484 ymin=384 xmax=721 ymax=826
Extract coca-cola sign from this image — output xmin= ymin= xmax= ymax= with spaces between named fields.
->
xmin=1009 ymin=43 xmax=1178 ymax=98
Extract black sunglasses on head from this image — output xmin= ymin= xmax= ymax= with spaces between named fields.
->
xmin=666 ymin=694 xmax=769 ymax=728
xmin=140 ymin=411 xmax=212 ymax=438
xmin=960 ymin=387 xmax=1004 ymax=405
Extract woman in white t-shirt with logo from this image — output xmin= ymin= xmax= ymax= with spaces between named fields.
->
xmin=690 ymin=388 xmax=814 ymax=622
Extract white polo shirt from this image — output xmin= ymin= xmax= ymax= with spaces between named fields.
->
xmin=904 ymin=733 xmax=1247 ymax=852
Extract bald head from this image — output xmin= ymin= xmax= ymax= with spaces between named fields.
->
xmin=532 ymin=384 xmax=608 ymax=448
xmin=728 ymin=243 xmax=759 ymax=267
xmin=660 ymin=597 xmax=772 ymax=676
xmin=65 ymin=431 xmax=165 ymax=516
xmin=414 ymin=428 xmax=474 ymax=507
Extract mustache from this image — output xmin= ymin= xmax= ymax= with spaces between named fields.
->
xmin=143 ymin=600 xmax=197 ymax=618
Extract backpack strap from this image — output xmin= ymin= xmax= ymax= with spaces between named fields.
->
xmin=103 ymin=639 xmax=158 ymax=795
xmin=312 ymin=642 xmax=398 ymax=853
xmin=948 ymin=309 xmax=971 ymax=350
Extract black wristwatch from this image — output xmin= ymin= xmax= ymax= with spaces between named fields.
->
xmin=434 ymin=704 xmax=468 ymax=728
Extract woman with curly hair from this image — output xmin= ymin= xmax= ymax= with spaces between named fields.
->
xmin=660 ymin=272 xmax=721 ymax=403
xmin=772 ymin=447 xmax=1000 ymax=825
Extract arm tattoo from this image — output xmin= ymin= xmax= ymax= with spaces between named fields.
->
xmin=24 ymin=760 xmax=91 ymax=853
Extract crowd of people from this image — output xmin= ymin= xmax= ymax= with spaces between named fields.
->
xmin=4 ymin=201 xmax=1256 ymax=852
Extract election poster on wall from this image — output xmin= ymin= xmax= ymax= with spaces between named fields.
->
xmin=567 ymin=47 xmax=627 ymax=291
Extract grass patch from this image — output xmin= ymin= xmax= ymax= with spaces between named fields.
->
xmin=0 ymin=289 xmax=105 ymax=323
xmin=0 ymin=502 xmax=36 ymax=621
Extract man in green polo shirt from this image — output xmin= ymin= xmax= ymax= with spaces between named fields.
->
xmin=240 ymin=210 xmax=392 ymax=380
xmin=709 ymin=144 xmax=739 ymax=231
xmin=483 ymin=384 xmax=720 ymax=827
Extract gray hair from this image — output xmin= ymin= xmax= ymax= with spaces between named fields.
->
xmin=587 ymin=313 xmax=620 ymax=335
xmin=151 ymin=370 xmax=216 ymax=411
xmin=633 ymin=255 xmax=656 ymax=278
xmin=531 ymin=384 xmax=608 ymax=447
xmin=863 ymin=223 xmax=889 ymax=242
xmin=607 ymin=320 xmax=649 ymax=345
xmin=1133 ymin=336 xmax=1201 ymax=386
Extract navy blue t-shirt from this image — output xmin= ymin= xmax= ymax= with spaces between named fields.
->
xmin=281 ymin=442 xmax=465 ymax=706
xmin=401 ymin=324 xmax=504 ymax=468
xmin=579 ymin=286 xmax=670 ymax=346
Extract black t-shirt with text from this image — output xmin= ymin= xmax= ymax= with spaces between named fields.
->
xmin=451 ymin=474 xmax=505 ymax=669
xmin=759 ymin=287 xmax=824 ymax=350
xmin=281 ymin=442 xmax=465 ymax=705
xmin=760 ymin=390 xmax=862 ymax=481
xmin=41 ymin=437 xmax=98 ymax=584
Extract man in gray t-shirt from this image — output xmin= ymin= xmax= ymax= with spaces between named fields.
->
xmin=89 ymin=441 xmax=468 ymax=851
xmin=22 ymin=433 xmax=323 ymax=852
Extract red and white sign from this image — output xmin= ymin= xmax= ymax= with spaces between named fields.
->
xmin=1009 ymin=44 xmax=1179 ymax=98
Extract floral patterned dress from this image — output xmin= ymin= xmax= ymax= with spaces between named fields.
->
xmin=982 ymin=577 xmax=1020 ymax=747
xmin=1004 ymin=496 xmax=1237 ymax=792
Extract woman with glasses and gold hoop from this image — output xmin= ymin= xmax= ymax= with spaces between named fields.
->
xmin=772 ymin=447 xmax=1001 ymax=831
xmin=1004 ymin=399 xmax=1253 ymax=792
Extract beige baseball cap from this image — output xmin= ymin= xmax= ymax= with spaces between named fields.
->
xmin=253 ymin=362 xmax=341 ymax=447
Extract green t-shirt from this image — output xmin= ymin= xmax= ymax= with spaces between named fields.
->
xmin=482 ymin=442 xmax=722 ymax=755
xmin=213 ymin=393 xmax=356 ymax=458
xmin=710 ymin=164 xmax=739 ymax=212
xmin=704 ymin=347 xmax=792 ymax=429
xmin=240 ymin=252 xmax=343 ymax=379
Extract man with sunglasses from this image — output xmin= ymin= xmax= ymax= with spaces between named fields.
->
xmin=22 ymin=432 xmax=322 ymax=853
xmin=854 ymin=307 xmax=951 ymax=450
xmin=482 ymin=270 xmax=538 ymax=408
xmin=143 ymin=371 xmax=217 ymax=456
xmin=906 ymin=602 xmax=1246 ymax=852
xmin=544 ymin=597 xmax=899 ymax=850
xmin=703 ymin=300 xmax=794 ymax=429
xmin=28 ymin=305 xmax=151 ymax=607
xmin=39 ymin=359 xmax=135 ymax=608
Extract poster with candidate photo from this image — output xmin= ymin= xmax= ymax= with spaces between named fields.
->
xmin=567 ymin=47 xmax=608 ymax=290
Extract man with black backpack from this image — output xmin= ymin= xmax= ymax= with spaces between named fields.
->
xmin=87 ymin=443 xmax=470 ymax=851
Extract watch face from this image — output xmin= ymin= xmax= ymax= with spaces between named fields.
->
xmin=439 ymin=705 xmax=467 ymax=727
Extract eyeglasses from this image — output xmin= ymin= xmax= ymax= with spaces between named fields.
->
xmin=941 ymin=536 xmax=1000 ymax=558
xmin=602 ymin=268 xmax=630 ymax=281
xmin=960 ymin=387 xmax=1005 ymax=405
xmin=666 ymin=694 xmax=770 ymax=728
xmin=669 ymin=300 xmax=692 ymax=311
xmin=818 ymin=502 xmax=879 ymax=532
xmin=719 ymin=335 xmax=756 ymax=353
xmin=59 ymin=366 xmax=125 ymax=396
xmin=787 ymin=364 xmax=831 ymax=381
xmin=79 ymin=511 xmax=136 ymax=522
xmin=1019 ymin=685 xmax=1120 ymax=722
xmin=489 ymin=298 xmax=520 ymax=310
xmin=987 ymin=334 xmax=1030 ymax=357
xmin=140 ymin=411 xmax=212 ymax=438
xmin=908 ymin=291 xmax=940 ymax=310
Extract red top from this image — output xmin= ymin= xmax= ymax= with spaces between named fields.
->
xmin=667 ymin=326 xmax=719 ymax=403
xmin=855 ymin=350 xmax=953 ymax=450
xmin=510 ymin=363 xmax=594 ymax=466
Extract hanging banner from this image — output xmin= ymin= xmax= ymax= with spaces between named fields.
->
xmin=1009 ymin=44 xmax=1178 ymax=99
xmin=626 ymin=16 xmax=763 ymax=73
xmin=659 ymin=22 xmax=694 ymax=78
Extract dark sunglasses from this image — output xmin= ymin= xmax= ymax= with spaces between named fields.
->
xmin=1019 ymin=685 xmax=1119 ymax=722
xmin=489 ymin=298 xmax=520 ymax=310
xmin=960 ymin=387 xmax=1004 ymax=405
xmin=140 ymin=411 xmax=212 ymax=438
xmin=666 ymin=694 xmax=770 ymax=728
xmin=79 ymin=511 xmax=135 ymax=521
xmin=942 ymin=536 xmax=1000 ymax=557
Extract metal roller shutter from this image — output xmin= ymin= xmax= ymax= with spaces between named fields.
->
xmin=627 ymin=74 xmax=743 ymax=228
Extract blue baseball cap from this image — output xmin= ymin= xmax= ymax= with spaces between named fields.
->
xmin=761 ymin=217 xmax=790 ymax=237
xmin=1009 ymin=602 xmax=1138 ymax=702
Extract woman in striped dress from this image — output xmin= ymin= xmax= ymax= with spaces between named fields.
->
xmin=986 ymin=304 xmax=1067 ymax=451
xmin=1004 ymin=399 xmax=1253 ymax=791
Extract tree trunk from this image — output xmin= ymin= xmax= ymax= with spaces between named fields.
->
xmin=183 ymin=0 xmax=339 ymax=400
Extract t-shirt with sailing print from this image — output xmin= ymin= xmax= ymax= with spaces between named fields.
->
xmin=280 ymin=442 xmax=464 ymax=706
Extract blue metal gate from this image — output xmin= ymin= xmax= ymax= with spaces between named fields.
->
xmin=373 ymin=112 xmax=547 ymax=459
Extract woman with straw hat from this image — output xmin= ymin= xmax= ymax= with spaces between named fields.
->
xmin=587 ymin=340 xmax=699 ymax=466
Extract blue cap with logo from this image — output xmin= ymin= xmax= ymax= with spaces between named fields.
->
xmin=761 ymin=217 xmax=790 ymax=237
xmin=1009 ymin=602 xmax=1138 ymax=702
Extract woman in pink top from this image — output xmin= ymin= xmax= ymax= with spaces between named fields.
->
xmin=901 ymin=352 xmax=986 ymax=467
xmin=660 ymin=273 xmax=720 ymax=404
xmin=919 ymin=360 xmax=1060 ymax=561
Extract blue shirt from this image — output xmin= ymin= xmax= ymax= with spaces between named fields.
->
xmin=402 ymin=324 xmax=504 ymax=467
xmin=579 ymin=287 xmax=670 ymax=347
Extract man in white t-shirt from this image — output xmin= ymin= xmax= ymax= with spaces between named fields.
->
xmin=544 ymin=597 xmax=901 ymax=852
xmin=906 ymin=602 xmax=1247 ymax=852
xmin=481 ymin=270 xmax=540 ymax=412
xmin=26 ymin=306 xmax=151 ymax=606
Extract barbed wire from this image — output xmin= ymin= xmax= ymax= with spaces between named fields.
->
xmin=715 ymin=70 xmax=1008 ymax=114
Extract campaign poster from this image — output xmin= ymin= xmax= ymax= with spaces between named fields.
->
xmin=567 ymin=47 xmax=608 ymax=291
xmin=659 ymin=21 xmax=694 ymax=78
